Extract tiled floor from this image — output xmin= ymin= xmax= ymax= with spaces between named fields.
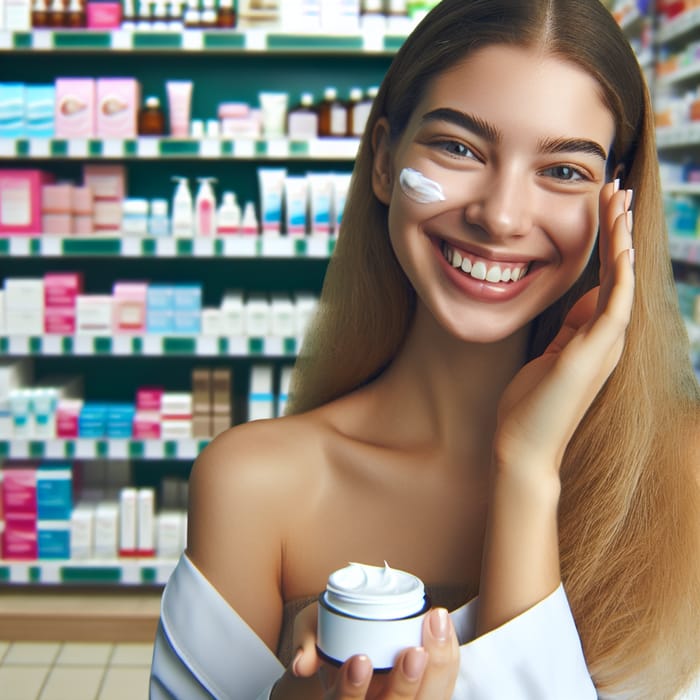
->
xmin=0 ymin=640 xmax=153 ymax=700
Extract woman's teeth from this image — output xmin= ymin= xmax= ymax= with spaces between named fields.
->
xmin=441 ymin=241 xmax=530 ymax=283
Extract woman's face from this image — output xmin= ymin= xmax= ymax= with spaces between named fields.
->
xmin=374 ymin=44 xmax=616 ymax=344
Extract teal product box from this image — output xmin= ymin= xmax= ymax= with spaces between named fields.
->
xmin=78 ymin=402 xmax=108 ymax=437
xmin=172 ymin=284 xmax=202 ymax=311
xmin=146 ymin=309 xmax=174 ymax=334
xmin=37 ymin=463 xmax=73 ymax=520
xmin=172 ymin=310 xmax=201 ymax=334
xmin=0 ymin=83 xmax=26 ymax=139
xmin=38 ymin=521 xmax=71 ymax=559
xmin=107 ymin=403 xmax=136 ymax=438
xmin=0 ymin=83 xmax=25 ymax=138
xmin=147 ymin=284 xmax=175 ymax=310
xmin=25 ymin=85 xmax=55 ymax=138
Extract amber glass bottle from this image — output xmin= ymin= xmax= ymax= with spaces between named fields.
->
xmin=138 ymin=97 xmax=166 ymax=136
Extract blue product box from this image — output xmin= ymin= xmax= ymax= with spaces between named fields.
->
xmin=172 ymin=284 xmax=202 ymax=311
xmin=37 ymin=463 xmax=73 ymax=520
xmin=147 ymin=284 xmax=175 ymax=310
xmin=172 ymin=310 xmax=201 ymax=334
xmin=38 ymin=522 xmax=71 ymax=559
xmin=24 ymin=85 xmax=55 ymax=138
xmin=79 ymin=402 xmax=108 ymax=437
xmin=146 ymin=309 xmax=174 ymax=334
xmin=0 ymin=83 xmax=26 ymax=138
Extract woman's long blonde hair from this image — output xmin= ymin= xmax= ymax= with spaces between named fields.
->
xmin=288 ymin=1 xmax=700 ymax=696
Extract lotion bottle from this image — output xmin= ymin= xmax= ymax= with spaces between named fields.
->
xmin=241 ymin=201 xmax=259 ymax=236
xmin=172 ymin=176 xmax=194 ymax=238
xmin=216 ymin=191 xmax=241 ymax=235
xmin=195 ymin=177 xmax=217 ymax=237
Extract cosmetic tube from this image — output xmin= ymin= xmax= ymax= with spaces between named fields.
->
xmin=284 ymin=175 xmax=309 ymax=237
xmin=166 ymin=80 xmax=193 ymax=138
xmin=258 ymin=91 xmax=288 ymax=138
xmin=258 ymin=168 xmax=287 ymax=236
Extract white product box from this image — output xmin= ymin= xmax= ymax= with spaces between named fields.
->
xmin=137 ymin=488 xmax=155 ymax=553
xmin=156 ymin=510 xmax=186 ymax=558
xmin=220 ymin=290 xmax=245 ymax=336
xmin=70 ymin=504 xmax=95 ymax=559
xmin=161 ymin=392 xmax=192 ymax=419
xmin=94 ymin=502 xmax=119 ymax=558
xmin=4 ymin=277 xmax=44 ymax=310
xmin=5 ymin=308 xmax=43 ymax=335
xmin=160 ymin=418 xmax=192 ymax=439
xmin=294 ymin=292 xmax=318 ymax=337
xmin=76 ymin=295 xmax=113 ymax=335
xmin=248 ymin=364 xmax=274 ymax=421
xmin=270 ymin=293 xmax=296 ymax=338
xmin=119 ymin=487 xmax=137 ymax=554
xmin=244 ymin=293 xmax=271 ymax=337
xmin=201 ymin=308 xmax=224 ymax=336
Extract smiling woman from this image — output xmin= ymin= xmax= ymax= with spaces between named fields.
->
xmin=150 ymin=2 xmax=700 ymax=699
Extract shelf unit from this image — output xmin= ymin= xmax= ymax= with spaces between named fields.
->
xmin=0 ymin=27 xmax=394 ymax=614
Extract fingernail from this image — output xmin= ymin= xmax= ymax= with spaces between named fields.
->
xmin=613 ymin=178 xmax=620 ymax=192
xmin=402 ymin=647 xmax=427 ymax=682
xmin=291 ymin=649 xmax=303 ymax=677
xmin=625 ymin=188 xmax=633 ymax=211
xmin=626 ymin=210 xmax=633 ymax=235
xmin=628 ymin=248 xmax=635 ymax=268
xmin=348 ymin=655 xmax=371 ymax=687
xmin=429 ymin=608 xmax=449 ymax=642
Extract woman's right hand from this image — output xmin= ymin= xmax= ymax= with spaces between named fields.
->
xmin=273 ymin=603 xmax=460 ymax=700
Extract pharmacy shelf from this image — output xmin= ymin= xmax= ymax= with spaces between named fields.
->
xmin=0 ymin=28 xmax=407 ymax=54
xmin=0 ymin=136 xmax=360 ymax=160
xmin=0 ymin=437 xmax=209 ymax=460
xmin=0 ymin=557 xmax=176 ymax=585
xmin=656 ymin=8 xmax=700 ymax=45
xmin=656 ymin=60 xmax=700 ymax=88
xmin=0 ymin=334 xmax=299 ymax=357
xmin=0 ymin=234 xmax=335 ymax=259
xmin=656 ymin=124 xmax=700 ymax=148
xmin=664 ymin=183 xmax=700 ymax=196
xmin=669 ymin=234 xmax=700 ymax=265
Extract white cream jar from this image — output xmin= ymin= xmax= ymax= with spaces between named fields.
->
xmin=316 ymin=562 xmax=430 ymax=670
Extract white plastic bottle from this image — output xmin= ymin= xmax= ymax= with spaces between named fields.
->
xmin=171 ymin=176 xmax=194 ymax=238
xmin=195 ymin=176 xmax=217 ymax=237
xmin=241 ymin=201 xmax=259 ymax=236
xmin=216 ymin=191 xmax=241 ymax=235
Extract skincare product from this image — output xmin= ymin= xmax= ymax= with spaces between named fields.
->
xmin=149 ymin=199 xmax=170 ymax=236
xmin=399 ymin=167 xmax=446 ymax=204
xmin=0 ymin=83 xmax=25 ymax=138
xmin=216 ymin=191 xmax=241 ymax=235
xmin=259 ymin=91 xmax=289 ymax=138
xmin=171 ymin=176 xmax=194 ymax=237
xmin=55 ymin=78 xmax=96 ymax=139
xmin=317 ymin=562 xmax=430 ymax=670
xmin=137 ymin=488 xmax=155 ymax=555
xmin=195 ymin=177 xmax=217 ymax=237
xmin=138 ymin=96 xmax=165 ymax=136
xmin=287 ymin=92 xmax=319 ymax=139
xmin=332 ymin=173 xmax=352 ymax=236
xmin=258 ymin=168 xmax=287 ymax=236
xmin=166 ymin=80 xmax=193 ymax=138
xmin=284 ymin=175 xmax=309 ymax=237
xmin=248 ymin=365 xmax=274 ymax=421
xmin=318 ymin=87 xmax=347 ymax=137
xmin=308 ymin=173 xmax=333 ymax=235
xmin=240 ymin=201 xmax=259 ymax=235
xmin=96 ymin=77 xmax=140 ymax=138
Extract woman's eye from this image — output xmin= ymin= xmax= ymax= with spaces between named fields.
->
xmin=434 ymin=140 xmax=479 ymax=160
xmin=541 ymin=165 xmax=587 ymax=182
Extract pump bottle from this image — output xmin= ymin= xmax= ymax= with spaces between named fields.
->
xmin=172 ymin=176 xmax=194 ymax=238
xmin=195 ymin=177 xmax=217 ymax=237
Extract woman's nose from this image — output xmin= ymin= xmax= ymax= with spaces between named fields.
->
xmin=463 ymin=172 xmax=532 ymax=241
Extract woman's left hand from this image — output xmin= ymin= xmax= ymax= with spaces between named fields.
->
xmin=494 ymin=179 xmax=635 ymax=475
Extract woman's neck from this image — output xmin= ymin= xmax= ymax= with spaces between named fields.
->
xmin=367 ymin=303 xmax=531 ymax=459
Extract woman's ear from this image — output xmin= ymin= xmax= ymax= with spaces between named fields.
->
xmin=371 ymin=117 xmax=393 ymax=205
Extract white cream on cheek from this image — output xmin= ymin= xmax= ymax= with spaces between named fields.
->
xmin=399 ymin=167 xmax=446 ymax=204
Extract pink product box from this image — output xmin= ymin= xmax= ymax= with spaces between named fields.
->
xmin=133 ymin=411 xmax=161 ymax=439
xmin=42 ymin=183 xmax=74 ymax=215
xmin=71 ymin=186 xmax=94 ymax=215
xmin=113 ymin=282 xmax=147 ymax=334
xmin=42 ymin=214 xmax=74 ymax=235
xmin=82 ymin=165 xmax=126 ymax=201
xmin=2 ymin=517 xmax=38 ymax=560
xmin=54 ymin=78 xmax=96 ymax=139
xmin=86 ymin=1 xmax=122 ymax=28
xmin=0 ymin=169 xmax=54 ymax=235
xmin=136 ymin=387 xmax=163 ymax=412
xmin=74 ymin=215 xmax=94 ymax=236
xmin=96 ymin=78 xmax=140 ymax=139
xmin=44 ymin=272 xmax=83 ymax=308
xmin=2 ymin=468 xmax=37 ymax=517
xmin=44 ymin=307 xmax=76 ymax=335
xmin=56 ymin=399 xmax=83 ymax=438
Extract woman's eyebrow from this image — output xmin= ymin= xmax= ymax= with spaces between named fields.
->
xmin=420 ymin=108 xmax=501 ymax=143
xmin=538 ymin=136 xmax=607 ymax=162
xmin=419 ymin=107 xmax=607 ymax=161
